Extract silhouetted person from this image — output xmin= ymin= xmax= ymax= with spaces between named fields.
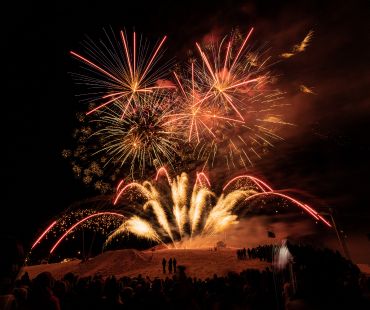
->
xmin=0 ymin=236 xmax=24 ymax=310
xmin=173 ymin=257 xmax=177 ymax=273
xmin=29 ymin=272 xmax=61 ymax=310
xmin=168 ymin=258 xmax=173 ymax=273
xmin=21 ymin=271 xmax=31 ymax=286
xmin=162 ymin=258 xmax=166 ymax=273
xmin=103 ymin=275 xmax=123 ymax=309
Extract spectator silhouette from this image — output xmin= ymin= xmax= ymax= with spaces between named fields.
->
xmin=103 ymin=276 xmax=123 ymax=309
xmin=237 ymin=249 xmax=247 ymax=260
xmin=173 ymin=257 xmax=177 ymax=273
xmin=168 ymin=258 xmax=173 ymax=273
xmin=0 ymin=236 xmax=24 ymax=310
xmin=20 ymin=271 xmax=31 ymax=286
xmin=162 ymin=258 xmax=166 ymax=274
xmin=29 ymin=271 xmax=61 ymax=310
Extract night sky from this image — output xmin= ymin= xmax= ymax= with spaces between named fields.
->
xmin=4 ymin=0 xmax=370 ymax=251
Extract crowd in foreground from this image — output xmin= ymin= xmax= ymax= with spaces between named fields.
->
xmin=2 ymin=243 xmax=370 ymax=310
xmin=9 ymin=267 xmax=278 ymax=310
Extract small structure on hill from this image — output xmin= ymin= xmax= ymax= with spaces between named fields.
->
xmin=216 ymin=241 xmax=226 ymax=249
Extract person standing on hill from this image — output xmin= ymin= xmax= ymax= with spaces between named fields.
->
xmin=162 ymin=258 xmax=166 ymax=274
xmin=173 ymin=257 xmax=177 ymax=273
xmin=168 ymin=258 xmax=173 ymax=273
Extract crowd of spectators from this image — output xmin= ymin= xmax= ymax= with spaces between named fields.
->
xmin=1 ymin=243 xmax=369 ymax=309
xmin=286 ymin=242 xmax=369 ymax=308
xmin=10 ymin=267 xmax=277 ymax=310
xmin=236 ymin=245 xmax=274 ymax=262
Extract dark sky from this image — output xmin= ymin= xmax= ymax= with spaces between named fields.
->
xmin=4 ymin=0 xmax=370 ymax=248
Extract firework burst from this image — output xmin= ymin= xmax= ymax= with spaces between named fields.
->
xmin=93 ymin=93 xmax=183 ymax=177
xmin=70 ymin=29 xmax=174 ymax=116
xmin=62 ymin=92 xmax=186 ymax=189
xmin=172 ymin=28 xmax=289 ymax=169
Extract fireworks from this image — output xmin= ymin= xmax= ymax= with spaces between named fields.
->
xmin=29 ymin=207 xmax=124 ymax=255
xmin=107 ymin=169 xmax=331 ymax=248
xmin=39 ymin=27 xmax=329 ymax=256
xmin=70 ymin=30 xmax=173 ymax=116
xmin=108 ymin=216 xmax=163 ymax=244
xmin=62 ymin=94 xmax=183 ymax=188
xmin=182 ymin=28 xmax=288 ymax=168
xmin=280 ymin=30 xmax=314 ymax=58
xmin=93 ymin=93 xmax=183 ymax=176
xmin=30 ymin=169 xmax=331 ymax=255
xmin=299 ymin=84 xmax=316 ymax=95
xmin=50 ymin=212 xmax=125 ymax=254
xmin=109 ymin=170 xmax=253 ymax=246
xmin=193 ymin=28 xmax=258 ymax=120
xmin=65 ymin=28 xmax=293 ymax=191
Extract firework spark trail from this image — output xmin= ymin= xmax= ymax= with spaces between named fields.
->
xmin=114 ymin=182 xmax=154 ymax=205
xmin=143 ymin=200 xmax=175 ymax=242
xmin=196 ymin=172 xmax=211 ymax=187
xmin=30 ymin=206 xmax=123 ymax=251
xmin=172 ymin=72 xmax=219 ymax=143
xmin=189 ymin=187 xmax=213 ymax=235
xmin=155 ymin=167 xmax=172 ymax=184
xmin=202 ymin=190 xmax=256 ymax=235
xmin=31 ymin=221 xmax=57 ymax=250
xmin=299 ymin=84 xmax=316 ymax=95
xmin=70 ymin=30 xmax=174 ymax=116
xmin=194 ymin=28 xmax=257 ymax=120
xmin=172 ymin=56 xmax=250 ymax=144
xmin=243 ymin=192 xmax=332 ymax=227
xmin=107 ymin=216 xmax=164 ymax=245
xmin=116 ymin=179 xmax=125 ymax=191
xmin=171 ymin=173 xmax=189 ymax=236
xmin=223 ymin=175 xmax=273 ymax=192
xmin=50 ymin=212 xmax=125 ymax=254
xmin=280 ymin=30 xmax=314 ymax=58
